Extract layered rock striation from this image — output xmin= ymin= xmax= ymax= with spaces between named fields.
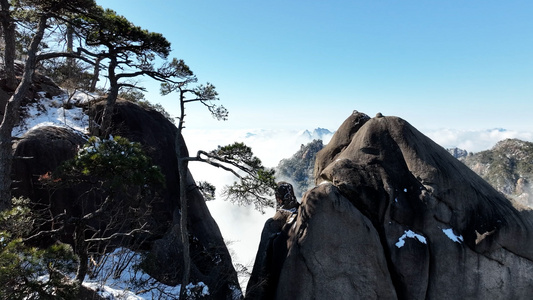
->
xmin=248 ymin=111 xmax=533 ymax=299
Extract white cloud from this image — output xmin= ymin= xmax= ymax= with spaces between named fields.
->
xmin=186 ymin=126 xmax=533 ymax=277
xmin=424 ymin=128 xmax=533 ymax=153
xmin=184 ymin=128 xmax=332 ymax=268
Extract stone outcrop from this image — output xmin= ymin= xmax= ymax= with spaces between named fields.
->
xmin=92 ymin=100 xmax=241 ymax=299
xmin=12 ymin=100 xmax=240 ymax=299
xmin=248 ymin=110 xmax=533 ymax=299
xmin=245 ymin=209 xmax=296 ymax=299
xmin=275 ymin=139 xmax=324 ymax=197
xmin=1 ymin=62 xmax=63 ymax=118
xmin=278 ymin=183 xmax=397 ymax=299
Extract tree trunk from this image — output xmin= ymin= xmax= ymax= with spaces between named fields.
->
xmin=89 ymin=56 xmax=102 ymax=93
xmin=176 ymin=90 xmax=191 ymax=299
xmin=66 ymin=22 xmax=74 ymax=77
xmin=0 ymin=15 xmax=48 ymax=210
xmin=177 ymin=153 xmax=191 ymax=299
xmin=101 ymin=56 xmax=118 ymax=137
xmin=0 ymin=0 xmax=17 ymax=90
xmin=74 ymin=222 xmax=89 ymax=283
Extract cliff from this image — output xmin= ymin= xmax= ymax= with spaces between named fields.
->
xmin=11 ymin=97 xmax=240 ymax=299
xmin=247 ymin=111 xmax=533 ymax=299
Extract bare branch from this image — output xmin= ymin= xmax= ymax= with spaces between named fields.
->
xmin=184 ymin=155 xmax=243 ymax=179
xmin=84 ymin=224 xmax=150 ymax=243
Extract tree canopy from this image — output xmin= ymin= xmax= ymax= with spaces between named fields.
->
xmin=0 ymin=1 xmax=279 ymax=297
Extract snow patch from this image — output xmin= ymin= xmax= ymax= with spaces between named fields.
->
xmin=12 ymin=91 xmax=91 ymax=137
xmin=442 ymin=228 xmax=464 ymax=243
xmin=82 ymin=248 xmax=210 ymax=299
xmin=395 ymin=230 xmax=427 ymax=248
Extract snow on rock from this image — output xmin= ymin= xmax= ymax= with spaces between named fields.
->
xmin=83 ymin=248 xmax=210 ymax=299
xmin=12 ymin=90 xmax=95 ymax=137
xmin=395 ymin=230 xmax=427 ymax=248
xmin=442 ymin=228 xmax=464 ymax=243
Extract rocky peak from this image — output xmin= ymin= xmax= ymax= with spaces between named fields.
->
xmin=275 ymin=139 xmax=324 ymax=197
xmin=461 ymin=138 xmax=533 ymax=207
xmin=300 ymin=127 xmax=333 ymax=141
xmin=247 ymin=111 xmax=533 ymax=299
xmin=446 ymin=147 xmax=469 ymax=159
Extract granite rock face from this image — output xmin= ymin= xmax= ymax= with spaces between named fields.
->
xmin=249 ymin=111 xmax=533 ymax=299
xmin=12 ymin=100 xmax=240 ymax=299
xmin=277 ymin=183 xmax=397 ymax=300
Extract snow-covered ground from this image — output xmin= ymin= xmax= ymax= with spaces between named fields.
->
xmin=82 ymin=248 xmax=209 ymax=300
xmin=13 ymin=92 xmax=210 ymax=299
xmin=12 ymin=90 xmax=95 ymax=137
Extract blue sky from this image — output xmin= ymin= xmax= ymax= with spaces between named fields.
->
xmin=93 ymin=1 xmax=533 ymax=271
xmin=96 ymin=1 xmax=532 ymax=133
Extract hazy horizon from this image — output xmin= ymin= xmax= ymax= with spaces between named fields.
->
xmin=185 ymin=123 xmax=533 ymax=272
xmin=90 ymin=0 xmax=533 ymax=290
xmin=96 ymin=0 xmax=533 ymax=135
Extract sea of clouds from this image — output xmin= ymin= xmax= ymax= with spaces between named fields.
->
xmin=183 ymin=128 xmax=334 ymax=270
xmin=14 ymin=92 xmax=533 ymax=291
xmin=183 ymin=126 xmax=533 ymax=287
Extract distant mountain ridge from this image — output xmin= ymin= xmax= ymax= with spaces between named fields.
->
xmin=275 ymin=139 xmax=324 ymax=197
xmin=300 ymin=128 xmax=333 ymax=141
xmin=279 ymin=137 xmax=533 ymax=209
xmin=460 ymin=139 xmax=533 ymax=207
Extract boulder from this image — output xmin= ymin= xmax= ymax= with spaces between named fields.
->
xmin=277 ymin=183 xmax=397 ymax=299
xmin=12 ymin=100 xmax=241 ymax=299
xmin=12 ymin=126 xmax=87 ymax=224
xmin=89 ymin=100 xmax=241 ymax=299
xmin=249 ymin=110 xmax=533 ymax=299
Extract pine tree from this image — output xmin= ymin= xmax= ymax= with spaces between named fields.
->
xmin=160 ymin=58 xmax=276 ymax=298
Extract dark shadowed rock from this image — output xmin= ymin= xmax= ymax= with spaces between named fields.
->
xmin=12 ymin=100 xmax=241 ymax=299
xmin=277 ymin=183 xmax=397 ymax=299
xmin=245 ymin=209 xmax=295 ymax=299
xmin=89 ymin=100 xmax=241 ymax=299
xmin=12 ymin=126 xmax=87 ymax=226
xmin=249 ymin=111 xmax=533 ymax=299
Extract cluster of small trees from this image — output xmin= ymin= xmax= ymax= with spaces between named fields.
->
xmin=1 ymin=137 xmax=163 ymax=298
xmin=0 ymin=0 xmax=276 ymax=298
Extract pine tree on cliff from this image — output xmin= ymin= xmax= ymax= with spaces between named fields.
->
xmin=0 ymin=0 xmax=99 ymax=211
xmin=0 ymin=0 xmax=177 ymax=210
xmin=77 ymin=7 xmax=173 ymax=136
xmin=160 ymin=58 xmax=276 ymax=298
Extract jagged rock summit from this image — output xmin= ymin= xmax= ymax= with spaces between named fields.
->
xmin=249 ymin=110 xmax=533 ymax=299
